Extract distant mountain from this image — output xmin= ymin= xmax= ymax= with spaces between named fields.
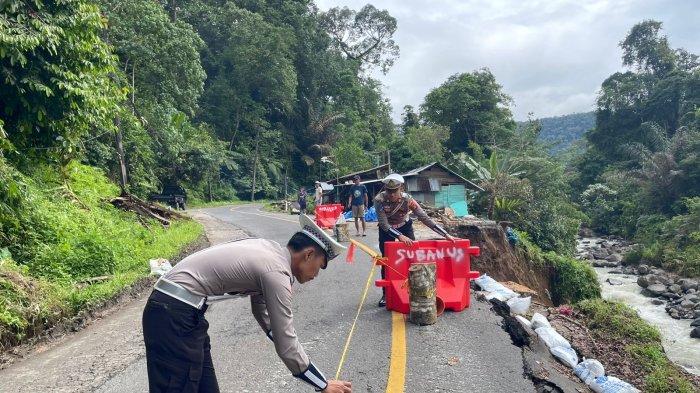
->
xmin=518 ymin=112 xmax=595 ymax=153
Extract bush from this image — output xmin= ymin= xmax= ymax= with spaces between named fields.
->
xmin=578 ymin=299 xmax=660 ymax=342
xmin=580 ymin=183 xmax=619 ymax=234
xmin=0 ymin=161 xmax=203 ymax=347
xmin=577 ymin=299 xmax=695 ymax=392
xmin=517 ymin=232 xmax=601 ymax=305
xmin=545 ymin=252 xmax=601 ymax=305
xmin=622 ymin=198 xmax=700 ymax=277
xmin=31 ymin=232 xmax=116 ymax=279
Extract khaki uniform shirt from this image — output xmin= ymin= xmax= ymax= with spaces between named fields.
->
xmin=374 ymin=191 xmax=436 ymax=232
xmin=164 ymin=238 xmax=309 ymax=374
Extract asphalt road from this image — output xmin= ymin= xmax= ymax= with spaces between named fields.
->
xmin=0 ymin=205 xmax=534 ymax=392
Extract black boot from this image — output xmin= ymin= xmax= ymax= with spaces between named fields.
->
xmin=377 ymin=295 xmax=386 ymax=307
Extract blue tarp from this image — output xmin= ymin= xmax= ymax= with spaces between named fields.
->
xmin=343 ymin=206 xmax=377 ymax=222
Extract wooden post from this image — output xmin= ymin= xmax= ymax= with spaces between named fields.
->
xmin=409 ymin=262 xmax=438 ymax=325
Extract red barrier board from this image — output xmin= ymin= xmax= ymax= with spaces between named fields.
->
xmin=314 ymin=204 xmax=343 ymax=229
xmin=375 ymin=239 xmax=480 ymax=314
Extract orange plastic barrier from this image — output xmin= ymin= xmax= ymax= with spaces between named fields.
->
xmin=376 ymin=239 xmax=480 ymax=314
xmin=314 ymin=204 xmax=343 ymax=229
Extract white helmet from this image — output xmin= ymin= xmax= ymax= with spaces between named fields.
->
xmin=382 ymin=173 xmax=405 ymax=190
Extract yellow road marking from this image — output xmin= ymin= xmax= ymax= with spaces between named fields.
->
xmin=386 ymin=311 xmax=406 ymax=393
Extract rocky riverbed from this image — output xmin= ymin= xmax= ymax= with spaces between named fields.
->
xmin=576 ymin=236 xmax=700 ymax=375
xmin=577 ymin=237 xmax=700 ymax=331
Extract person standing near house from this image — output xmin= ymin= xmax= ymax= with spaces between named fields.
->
xmin=298 ymin=187 xmax=308 ymax=214
xmin=347 ymin=175 xmax=368 ymax=237
xmin=314 ymin=182 xmax=323 ymax=206
xmin=374 ymin=173 xmax=455 ymax=307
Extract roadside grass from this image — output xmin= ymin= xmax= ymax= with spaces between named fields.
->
xmin=516 ymin=230 xmax=601 ymax=305
xmin=577 ymin=299 xmax=696 ymax=392
xmin=0 ymin=162 xmax=202 ymax=349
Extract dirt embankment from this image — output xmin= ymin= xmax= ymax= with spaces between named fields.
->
xmin=0 ymin=234 xmax=209 ymax=369
xmin=441 ymin=217 xmax=554 ymax=306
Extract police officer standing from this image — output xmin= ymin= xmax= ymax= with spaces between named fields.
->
xmin=142 ymin=215 xmax=352 ymax=392
xmin=374 ymin=174 xmax=454 ymax=307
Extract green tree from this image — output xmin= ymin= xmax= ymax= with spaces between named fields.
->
xmin=620 ymin=20 xmax=676 ymax=75
xmin=320 ymin=4 xmax=399 ymax=74
xmin=100 ymin=0 xmax=206 ymax=117
xmin=421 ymin=69 xmax=515 ymax=152
xmin=455 ymin=151 xmax=529 ymax=220
xmin=0 ymin=0 xmax=122 ymax=164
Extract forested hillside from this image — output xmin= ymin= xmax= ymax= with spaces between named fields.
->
xmin=573 ymin=20 xmax=699 ymax=277
xmin=517 ymin=112 xmax=594 ymax=153
xmin=1 ymin=0 xmax=401 ymax=347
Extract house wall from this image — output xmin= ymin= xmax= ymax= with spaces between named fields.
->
xmin=406 ymin=167 xmax=469 ymax=215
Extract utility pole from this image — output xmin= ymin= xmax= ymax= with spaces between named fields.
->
xmin=387 ymin=150 xmax=392 ymax=173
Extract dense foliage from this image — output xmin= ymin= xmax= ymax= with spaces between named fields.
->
xmin=0 ymin=159 xmax=201 ymax=347
xmin=0 ymin=0 xmax=122 ymax=165
xmin=574 ymin=20 xmax=699 ymax=276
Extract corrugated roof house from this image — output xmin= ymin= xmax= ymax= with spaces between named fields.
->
xmin=326 ymin=162 xmax=482 ymax=216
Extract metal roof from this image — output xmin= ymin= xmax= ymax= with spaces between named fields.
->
xmin=402 ymin=162 xmax=483 ymax=191
xmin=326 ymin=163 xmax=390 ymax=184
xmin=331 ymin=162 xmax=483 ymax=191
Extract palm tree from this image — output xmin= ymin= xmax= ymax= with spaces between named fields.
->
xmin=622 ymin=122 xmax=690 ymax=213
xmin=454 ymin=151 xmax=526 ymax=219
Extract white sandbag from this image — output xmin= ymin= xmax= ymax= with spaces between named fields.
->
xmin=574 ymin=359 xmax=606 ymax=385
xmin=535 ymin=326 xmax=571 ymax=349
xmin=515 ymin=315 xmax=532 ymax=330
xmin=507 ymin=296 xmax=531 ymax=315
xmin=530 ymin=312 xmax=552 ymax=330
xmin=149 ymin=258 xmax=172 ymax=276
xmin=589 ymin=376 xmax=640 ymax=393
xmin=474 ymin=274 xmax=501 ymax=291
xmin=551 ymin=346 xmax=578 ymax=368
xmin=474 ymin=274 xmax=518 ymax=301
xmin=485 ymin=292 xmax=507 ymax=301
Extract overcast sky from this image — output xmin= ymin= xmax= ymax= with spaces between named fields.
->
xmin=315 ymin=0 xmax=699 ymax=122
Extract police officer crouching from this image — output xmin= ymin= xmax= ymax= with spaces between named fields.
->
xmin=142 ymin=215 xmax=352 ymax=392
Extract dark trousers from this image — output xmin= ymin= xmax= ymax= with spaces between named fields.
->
xmin=378 ymin=220 xmax=415 ymax=291
xmin=142 ymin=291 xmax=219 ymax=393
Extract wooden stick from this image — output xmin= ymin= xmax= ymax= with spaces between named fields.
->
xmin=348 ymin=238 xmax=381 ymax=259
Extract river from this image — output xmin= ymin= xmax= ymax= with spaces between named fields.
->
xmin=579 ymin=236 xmax=700 ymax=375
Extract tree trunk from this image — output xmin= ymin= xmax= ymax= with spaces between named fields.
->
xmin=114 ymin=117 xmax=128 ymax=194
xmin=251 ymin=129 xmax=260 ymax=202
xmin=387 ymin=149 xmax=391 ymax=172
xmin=229 ymin=113 xmax=240 ymax=151
xmin=207 ymin=178 xmax=213 ymax=202
xmin=409 ymin=262 xmax=437 ymax=325
xmin=131 ymin=62 xmax=136 ymax=114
